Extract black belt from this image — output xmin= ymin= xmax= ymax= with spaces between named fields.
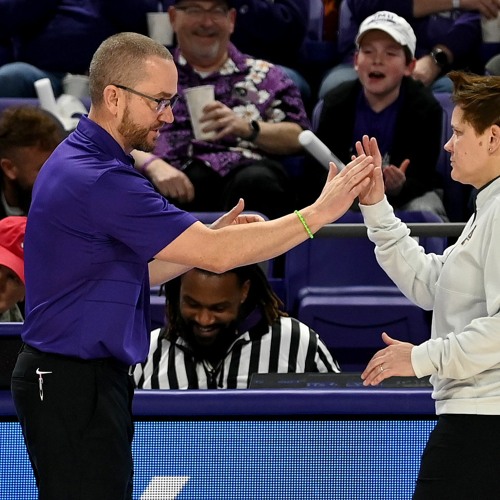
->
xmin=22 ymin=343 xmax=133 ymax=374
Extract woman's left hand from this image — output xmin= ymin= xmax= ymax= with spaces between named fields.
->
xmin=354 ymin=135 xmax=385 ymax=206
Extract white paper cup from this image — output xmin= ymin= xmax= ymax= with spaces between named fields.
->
xmin=62 ymin=74 xmax=90 ymax=98
xmin=184 ymin=85 xmax=216 ymax=140
xmin=147 ymin=12 xmax=174 ymax=46
xmin=481 ymin=14 xmax=500 ymax=43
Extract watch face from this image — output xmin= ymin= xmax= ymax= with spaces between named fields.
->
xmin=251 ymin=120 xmax=260 ymax=133
xmin=432 ymin=49 xmax=448 ymax=68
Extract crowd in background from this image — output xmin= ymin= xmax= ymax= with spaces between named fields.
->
xmin=1 ymin=0 xmax=498 ymax=224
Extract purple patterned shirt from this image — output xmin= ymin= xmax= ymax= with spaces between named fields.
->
xmin=153 ymin=43 xmax=311 ymax=176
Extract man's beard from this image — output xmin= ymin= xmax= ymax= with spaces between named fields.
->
xmin=191 ymin=30 xmax=221 ymax=62
xmin=11 ymin=180 xmax=32 ymax=214
xmin=179 ymin=317 xmax=239 ymax=363
xmin=118 ymin=106 xmax=156 ymax=152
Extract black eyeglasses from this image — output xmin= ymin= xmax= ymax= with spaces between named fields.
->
xmin=175 ymin=5 xmax=229 ymax=21
xmin=113 ymin=84 xmax=179 ymax=114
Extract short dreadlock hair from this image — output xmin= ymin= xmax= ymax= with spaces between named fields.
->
xmin=163 ymin=263 xmax=286 ymax=340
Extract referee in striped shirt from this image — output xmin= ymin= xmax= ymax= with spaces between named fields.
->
xmin=134 ymin=264 xmax=340 ymax=389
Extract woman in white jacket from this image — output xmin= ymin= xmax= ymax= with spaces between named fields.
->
xmin=358 ymin=71 xmax=500 ymax=499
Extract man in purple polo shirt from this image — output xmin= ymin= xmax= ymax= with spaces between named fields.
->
xmin=10 ymin=32 xmax=376 ymax=499
xmin=133 ymin=0 xmax=311 ymax=219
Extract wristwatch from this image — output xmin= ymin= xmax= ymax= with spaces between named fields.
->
xmin=430 ymin=48 xmax=450 ymax=74
xmin=245 ymin=120 xmax=260 ymax=142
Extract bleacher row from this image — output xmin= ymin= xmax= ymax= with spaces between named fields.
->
xmin=0 ymin=4 xmax=476 ymax=372
xmin=0 ymin=88 xmax=470 ymax=373
xmin=300 ymin=1 xmax=500 ymax=99
xmin=0 ymin=86 xmax=473 ymax=220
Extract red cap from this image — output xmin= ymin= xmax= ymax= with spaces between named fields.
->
xmin=0 ymin=216 xmax=27 ymax=284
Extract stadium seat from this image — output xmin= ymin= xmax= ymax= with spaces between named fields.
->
xmin=282 ymin=209 xmax=446 ymax=314
xmin=297 ymin=286 xmax=431 ymax=372
xmin=282 ymin=208 xmax=442 ymax=370
xmin=150 ymin=294 xmax=167 ymax=330
xmin=0 ymin=97 xmax=39 ymax=114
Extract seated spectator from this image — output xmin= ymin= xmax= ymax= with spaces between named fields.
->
xmin=319 ymin=0 xmax=483 ymax=98
xmin=134 ymin=264 xmax=340 ymax=389
xmin=0 ymin=0 xmax=159 ymax=97
xmin=304 ymin=11 xmax=447 ymax=219
xmin=0 ymin=216 xmax=26 ymax=322
xmin=0 ymin=106 xmax=66 ymax=219
xmin=160 ymin=0 xmax=311 ymax=103
xmin=133 ymin=0 xmax=311 ymax=220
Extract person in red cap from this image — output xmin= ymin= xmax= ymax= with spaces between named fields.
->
xmin=0 ymin=216 xmax=26 ymax=322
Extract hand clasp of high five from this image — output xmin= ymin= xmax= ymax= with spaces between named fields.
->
xmin=353 ymin=135 xmax=386 ymax=207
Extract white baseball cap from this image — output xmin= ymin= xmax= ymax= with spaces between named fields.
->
xmin=356 ymin=11 xmax=416 ymax=58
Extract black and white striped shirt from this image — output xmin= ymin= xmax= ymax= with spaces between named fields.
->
xmin=134 ymin=316 xmax=340 ymax=389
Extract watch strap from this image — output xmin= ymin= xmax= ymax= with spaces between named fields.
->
xmin=245 ymin=120 xmax=260 ymax=142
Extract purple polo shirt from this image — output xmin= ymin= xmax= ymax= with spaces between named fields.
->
xmin=22 ymin=116 xmax=197 ymax=365
xmin=153 ymin=43 xmax=311 ymax=176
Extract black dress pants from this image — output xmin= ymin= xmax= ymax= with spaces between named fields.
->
xmin=11 ymin=344 xmax=134 ymax=500
xmin=413 ymin=414 xmax=500 ymax=499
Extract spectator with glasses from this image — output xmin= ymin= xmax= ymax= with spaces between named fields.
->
xmin=133 ymin=0 xmax=311 ymax=220
xmin=159 ymin=0 xmax=311 ymax=103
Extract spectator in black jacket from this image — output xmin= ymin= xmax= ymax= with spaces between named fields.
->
xmin=304 ymin=11 xmax=446 ymax=219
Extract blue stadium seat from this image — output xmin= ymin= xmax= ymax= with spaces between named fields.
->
xmin=282 ymin=209 xmax=446 ymax=314
xmin=282 ymin=209 xmax=442 ymax=370
xmin=0 ymin=97 xmax=39 ymax=114
xmin=150 ymin=294 xmax=167 ymax=330
xmin=297 ymin=286 xmax=431 ymax=372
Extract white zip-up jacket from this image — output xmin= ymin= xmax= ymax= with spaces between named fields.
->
xmin=360 ymin=178 xmax=500 ymax=415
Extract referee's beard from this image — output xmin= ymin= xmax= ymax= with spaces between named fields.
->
xmin=180 ymin=317 xmax=240 ymax=364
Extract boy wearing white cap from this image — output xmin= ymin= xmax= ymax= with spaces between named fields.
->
xmin=0 ymin=216 xmax=26 ymax=322
xmin=307 ymin=11 xmax=446 ymax=219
